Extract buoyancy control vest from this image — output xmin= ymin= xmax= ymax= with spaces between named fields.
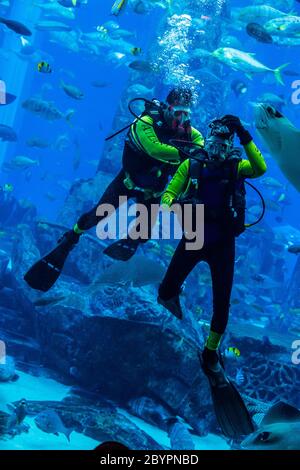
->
xmin=123 ymin=101 xmax=192 ymax=192
xmin=187 ymin=157 xmax=246 ymax=237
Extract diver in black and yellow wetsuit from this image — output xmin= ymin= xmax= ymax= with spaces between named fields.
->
xmin=24 ymin=88 xmax=204 ymax=291
xmin=73 ymin=88 xmax=204 ymax=261
xmin=158 ymin=115 xmax=267 ymax=367
xmin=157 ymin=115 xmax=266 ymax=438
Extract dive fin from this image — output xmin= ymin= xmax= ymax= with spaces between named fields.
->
xmin=103 ymin=239 xmax=139 ymax=261
xmin=274 ymin=63 xmax=290 ymax=86
xmin=199 ymin=351 xmax=254 ymax=438
xmin=24 ymin=231 xmax=79 ymax=292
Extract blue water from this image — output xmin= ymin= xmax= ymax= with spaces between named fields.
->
xmin=1 ymin=0 xmax=300 ymax=451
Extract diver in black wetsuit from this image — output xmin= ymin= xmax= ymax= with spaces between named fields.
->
xmin=157 ymin=115 xmax=267 ymax=438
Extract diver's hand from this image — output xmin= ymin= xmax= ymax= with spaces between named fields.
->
xmin=221 ymin=115 xmax=253 ymax=145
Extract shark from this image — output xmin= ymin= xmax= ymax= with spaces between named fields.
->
xmin=254 ymin=104 xmax=300 ymax=193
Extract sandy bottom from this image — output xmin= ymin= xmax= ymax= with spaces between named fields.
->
xmin=0 ymin=370 xmax=229 ymax=450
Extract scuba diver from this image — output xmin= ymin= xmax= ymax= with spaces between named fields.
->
xmin=157 ymin=115 xmax=267 ymax=438
xmin=24 ymin=87 xmax=204 ymax=292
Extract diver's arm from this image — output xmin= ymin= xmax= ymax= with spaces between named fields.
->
xmin=134 ymin=116 xmax=204 ymax=164
xmin=191 ymin=127 xmax=205 ymax=146
xmin=238 ymin=141 xmax=267 ymax=178
xmin=161 ymin=159 xmax=190 ymax=206
xmin=134 ymin=115 xmax=181 ymax=164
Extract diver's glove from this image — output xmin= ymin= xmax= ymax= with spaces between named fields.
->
xmin=221 ymin=115 xmax=253 ymax=146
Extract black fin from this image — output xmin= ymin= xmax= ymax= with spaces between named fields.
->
xmin=199 ymin=351 xmax=254 ymax=438
xmin=24 ymin=233 xmax=77 ymax=292
xmin=103 ymin=239 xmax=138 ymax=261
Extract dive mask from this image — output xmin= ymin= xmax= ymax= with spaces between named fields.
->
xmin=165 ymin=105 xmax=191 ymax=129
xmin=205 ymin=118 xmax=234 ymax=160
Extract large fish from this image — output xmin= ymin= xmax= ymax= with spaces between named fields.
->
xmin=34 ymin=410 xmax=73 ymax=442
xmin=0 ymin=124 xmax=17 ymax=141
xmin=242 ymin=402 xmax=300 ymax=450
xmin=22 ymin=97 xmax=74 ymax=122
xmin=35 ymin=20 xmax=72 ymax=32
xmin=34 ymin=2 xmax=76 ymax=20
xmin=91 ymin=255 xmax=165 ymax=288
xmin=233 ymin=6 xmax=288 ymax=24
xmin=212 ymin=47 xmax=288 ymax=85
xmin=264 ymin=16 xmax=300 ymax=37
xmin=254 ymin=104 xmax=300 ymax=193
xmin=0 ymin=17 xmax=32 ymax=36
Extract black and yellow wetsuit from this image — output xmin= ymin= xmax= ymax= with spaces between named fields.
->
xmin=76 ymin=114 xmax=203 ymax=236
xmin=158 ymin=140 xmax=267 ymax=347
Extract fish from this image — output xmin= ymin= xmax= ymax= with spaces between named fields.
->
xmin=55 ymin=134 xmax=72 ymax=151
xmin=254 ymin=104 xmax=300 ymax=193
xmin=58 ymin=0 xmax=87 ymax=7
xmin=34 ymin=410 xmax=73 ymax=442
xmin=38 ymin=61 xmax=52 ymax=74
xmin=256 ymin=93 xmax=286 ymax=110
xmin=288 ymin=244 xmax=300 ymax=254
xmin=261 ymin=176 xmax=285 ymax=190
xmin=242 ymin=402 xmax=300 ymax=450
xmin=91 ymin=255 xmax=165 ymax=288
xmin=264 ymin=16 xmax=300 ymax=37
xmin=60 ymin=80 xmax=84 ymax=100
xmin=3 ymin=183 xmax=13 ymax=192
xmin=34 ymin=2 xmax=76 ymax=20
xmin=224 ymin=347 xmax=241 ymax=359
xmin=234 ymin=6 xmax=289 ymax=24
xmin=4 ymin=156 xmax=39 ymax=170
xmin=111 ymin=0 xmax=127 ymax=16
xmin=35 ymin=20 xmax=72 ymax=32
xmin=26 ymin=137 xmax=51 ymax=148
xmin=133 ymin=1 xmax=150 ymax=15
xmin=126 ymin=83 xmax=154 ymax=96
xmin=110 ymin=28 xmax=135 ymax=40
xmin=7 ymin=399 xmax=28 ymax=425
xmin=22 ymin=97 xmax=74 ymax=122
xmin=131 ymin=47 xmax=142 ymax=56
xmin=129 ymin=60 xmax=154 ymax=72
xmin=212 ymin=47 xmax=288 ymax=85
xmin=0 ymin=124 xmax=17 ymax=141
xmin=246 ymin=23 xmax=273 ymax=44
xmin=33 ymin=295 xmax=66 ymax=307
xmin=0 ymin=17 xmax=32 ymax=36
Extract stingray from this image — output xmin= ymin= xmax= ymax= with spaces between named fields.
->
xmin=91 ymin=255 xmax=165 ymax=288
xmin=254 ymin=103 xmax=300 ymax=193
xmin=242 ymin=401 xmax=300 ymax=450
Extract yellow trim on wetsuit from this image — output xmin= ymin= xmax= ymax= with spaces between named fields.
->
xmin=161 ymin=140 xmax=267 ymax=207
xmin=130 ymin=114 xmax=204 ymax=165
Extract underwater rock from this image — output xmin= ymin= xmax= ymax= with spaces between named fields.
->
xmin=127 ymin=396 xmax=172 ymax=429
xmin=58 ymin=171 xmax=114 ymax=227
xmin=34 ymin=304 xmax=211 ymax=431
xmin=11 ymin=224 xmax=40 ymax=285
xmin=12 ymin=396 xmax=164 ymax=450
